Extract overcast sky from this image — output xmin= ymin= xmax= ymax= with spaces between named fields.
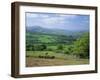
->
xmin=26 ymin=12 xmax=89 ymax=31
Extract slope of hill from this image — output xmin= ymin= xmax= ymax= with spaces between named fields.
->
xmin=26 ymin=26 xmax=89 ymax=45
xmin=26 ymin=32 xmax=76 ymax=45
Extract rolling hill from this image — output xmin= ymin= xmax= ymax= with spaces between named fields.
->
xmin=26 ymin=26 xmax=89 ymax=45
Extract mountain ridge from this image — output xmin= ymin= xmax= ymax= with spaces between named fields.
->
xmin=26 ymin=26 xmax=89 ymax=36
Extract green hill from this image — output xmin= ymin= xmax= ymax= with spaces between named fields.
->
xmin=26 ymin=32 xmax=76 ymax=45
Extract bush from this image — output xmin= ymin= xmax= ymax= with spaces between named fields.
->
xmin=32 ymin=44 xmax=47 ymax=51
xmin=64 ymin=45 xmax=73 ymax=55
xmin=57 ymin=44 xmax=63 ymax=50
xmin=64 ymin=50 xmax=70 ymax=54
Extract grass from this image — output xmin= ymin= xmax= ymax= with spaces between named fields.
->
xmin=26 ymin=57 xmax=89 ymax=67
xmin=26 ymin=51 xmax=89 ymax=67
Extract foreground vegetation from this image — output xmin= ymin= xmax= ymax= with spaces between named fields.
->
xmin=26 ymin=32 xmax=89 ymax=67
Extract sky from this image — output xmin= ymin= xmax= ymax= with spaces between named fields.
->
xmin=26 ymin=12 xmax=89 ymax=31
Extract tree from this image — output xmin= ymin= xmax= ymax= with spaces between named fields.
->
xmin=64 ymin=45 xmax=73 ymax=55
xmin=40 ymin=44 xmax=47 ymax=51
xmin=57 ymin=44 xmax=64 ymax=50
xmin=72 ymin=33 xmax=89 ymax=58
xmin=26 ymin=44 xmax=33 ymax=51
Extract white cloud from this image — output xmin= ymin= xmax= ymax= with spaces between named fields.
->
xmin=42 ymin=17 xmax=65 ymax=25
xmin=40 ymin=14 xmax=77 ymax=27
xmin=39 ymin=16 xmax=68 ymax=29
xmin=26 ymin=13 xmax=52 ymax=18
xmin=40 ymin=14 xmax=50 ymax=18
xmin=59 ymin=14 xmax=77 ymax=19
xmin=26 ymin=13 xmax=39 ymax=18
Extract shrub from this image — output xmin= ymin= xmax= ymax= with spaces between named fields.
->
xmin=57 ymin=44 xmax=63 ymax=50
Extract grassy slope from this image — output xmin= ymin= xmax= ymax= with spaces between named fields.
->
xmin=26 ymin=32 xmax=74 ymax=44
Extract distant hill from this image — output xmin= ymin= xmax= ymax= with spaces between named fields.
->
xmin=26 ymin=26 xmax=88 ymax=37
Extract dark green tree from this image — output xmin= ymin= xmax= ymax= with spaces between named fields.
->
xmin=26 ymin=44 xmax=33 ymax=51
xmin=40 ymin=44 xmax=47 ymax=51
xmin=57 ymin=44 xmax=64 ymax=50
xmin=33 ymin=44 xmax=47 ymax=51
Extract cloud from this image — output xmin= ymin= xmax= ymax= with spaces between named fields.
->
xmin=59 ymin=14 xmax=77 ymax=19
xmin=39 ymin=14 xmax=77 ymax=27
xmin=40 ymin=14 xmax=50 ymax=18
xmin=26 ymin=13 xmax=39 ymax=18
xmin=43 ymin=17 xmax=65 ymax=24
xmin=26 ymin=13 xmax=51 ymax=18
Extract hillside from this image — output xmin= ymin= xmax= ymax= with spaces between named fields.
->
xmin=26 ymin=26 xmax=89 ymax=45
xmin=26 ymin=32 xmax=76 ymax=45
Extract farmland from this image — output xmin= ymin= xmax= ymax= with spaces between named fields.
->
xmin=26 ymin=29 xmax=89 ymax=67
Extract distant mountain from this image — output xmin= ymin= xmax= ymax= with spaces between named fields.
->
xmin=26 ymin=26 xmax=89 ymax=36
